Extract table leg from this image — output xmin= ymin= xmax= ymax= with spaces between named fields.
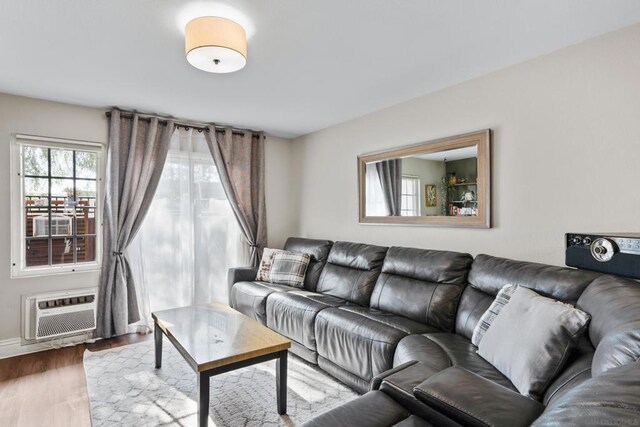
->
xmin=276 ymin=350 xmax=287 ymax=415
xmin=154 ymin=321 xmax=162 ymax=369
xmin=198 ymin=372 xmax=210 ymax=427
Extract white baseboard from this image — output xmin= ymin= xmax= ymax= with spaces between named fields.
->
xmin=0 ymin=333 xmax=95 ymax=360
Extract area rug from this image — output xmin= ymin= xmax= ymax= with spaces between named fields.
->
xmin=84 ymin=340 xmax=358 ymax=426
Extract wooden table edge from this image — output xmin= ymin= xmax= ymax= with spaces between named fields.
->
xmin=151 ymin=309 xmax=292 ymax=373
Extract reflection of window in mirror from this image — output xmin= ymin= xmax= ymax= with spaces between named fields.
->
xmin=401 ymin=176 xmax=419 ymax=216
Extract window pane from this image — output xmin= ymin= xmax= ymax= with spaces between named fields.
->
xmin=23 ymin=146 xmax=48 ymax=176
xmin=25 ymin=208 xmax=49 ymax=237
xmin=76 ymin=236 xmax=96 ymax=263
xmin=26 ymin=238 xmax=49 ymax=267
xmin=76 ymin=151 xmax=97 ymax=179
xmin=76 ymin=179 xmax=96 ymax=199
xmin=50 ymin=149 xmax=73 ymax=178
xmin=51 ymin=237 xmax=74 ymax=265
xmin=51 ymin=178 xmax=75 ymax=204
xmin=24 ymin=177 xmax=49 ymax=200
xmin=75 ymin=207 xmax=96 ymax=235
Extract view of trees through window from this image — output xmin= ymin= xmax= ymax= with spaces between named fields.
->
xmin=22 ymin=144 xmax=98 ymax=267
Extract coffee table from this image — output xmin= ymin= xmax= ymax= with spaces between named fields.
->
xmin=152 ymin=303 xmax=291 ymax=427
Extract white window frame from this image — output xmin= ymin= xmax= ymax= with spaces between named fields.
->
xmin=401 ymin=175 xmax=420 ymax=216
xmin=10 ymin=134 xmax=105 ymax=278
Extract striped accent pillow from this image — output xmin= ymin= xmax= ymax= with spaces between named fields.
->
xmin=269 ymin=252 xmax=311 ymax=288
xmin=255 ymin=248 xmax=282 ymax=281
xmin=471 ymin=284 xmax=518 ymax=346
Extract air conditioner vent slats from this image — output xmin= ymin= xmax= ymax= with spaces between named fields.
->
xmin=36 ymin=309 xmax=96 ymax=339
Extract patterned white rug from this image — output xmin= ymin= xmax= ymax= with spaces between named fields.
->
xmin=84 ymin=340 xmax=358 ymax=426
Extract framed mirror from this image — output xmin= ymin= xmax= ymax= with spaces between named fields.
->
xmin=358 ymin=129 xmax=491 ymax=228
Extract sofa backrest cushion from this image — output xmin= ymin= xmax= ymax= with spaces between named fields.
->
xmin=576 ymin=275 xmax=640 ymax=376
xmin=455 ymin=286 xmax=494 ymax=339
xmin=283 ymin=237 xmax=333 ymax=291
xmin=370 ymin=246 xmax=472 ymax=332
xmin=316 ymin=241 xmax=388 ymax=305
xmin=468 ymin=254 xmax=601 ymax=303
xmin=542 ymin=337 xmax=594 ymax=406
xmin=456 ymin=254 xmax=601 ymax=339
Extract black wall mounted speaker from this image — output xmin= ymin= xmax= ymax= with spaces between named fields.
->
xmin=565 ymin=233 xmax=640 ymax=279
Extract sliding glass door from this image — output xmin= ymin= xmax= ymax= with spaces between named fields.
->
xmin=128 ymin=128 xmax=242 ymax=327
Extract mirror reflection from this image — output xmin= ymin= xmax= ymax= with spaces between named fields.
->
xmin=365 ymin=146 xmax=478 ymax=217
xmin=358 ymin=129 xmax=490 ymax=228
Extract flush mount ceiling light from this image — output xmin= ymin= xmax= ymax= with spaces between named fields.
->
xmin=185 ymin=16 xmax=247 ymax=73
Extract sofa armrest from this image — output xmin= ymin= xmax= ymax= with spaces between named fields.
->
xmin=370 ymin=361 xmax=418 ymax=391
xmin=227 ymin=267 xmax=258 ymax=304
xmin=413 ymin=367 xmax=544 ymax=427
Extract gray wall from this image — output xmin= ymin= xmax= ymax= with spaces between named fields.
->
xmin=291 ymin=23 xmax=640 ymax=267
xmin=0 ymin=93 xmax=295 ymax=342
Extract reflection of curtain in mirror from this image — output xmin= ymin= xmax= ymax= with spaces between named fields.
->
xmin=376 ymin=159 xmax=402 ymax=216
xmin=127 ymin=128 xmax=242 ymax=331
xmin=366 ymin=164 xmax=387 ymax=216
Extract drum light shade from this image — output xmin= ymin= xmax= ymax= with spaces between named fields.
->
xmin=185 ymin=16 xmax=247 ymax=73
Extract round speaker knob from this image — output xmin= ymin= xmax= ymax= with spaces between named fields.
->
xmin=590 ymin=238 xmax=616 ymax=262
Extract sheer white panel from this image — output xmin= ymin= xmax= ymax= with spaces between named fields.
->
xmin=365 ymin=163 xmax=388 ymax=216
xmin=128 ymin=129 xmax=240 ymax=330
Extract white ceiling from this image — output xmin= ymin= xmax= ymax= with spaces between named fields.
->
xmin=1 ymin=1 xmax=639 ymax=138
xmin=415 ymin=146 xmax=477 ymax=162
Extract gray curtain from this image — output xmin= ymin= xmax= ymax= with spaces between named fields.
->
xmin=376 ymin=159 xmax=402 ymax=216
xmin=97 ymin=109 xmax=175 ymax=338
xmin=205 ymin=127 xmax=267 ymax=267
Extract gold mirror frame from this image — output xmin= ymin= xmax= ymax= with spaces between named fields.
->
xmin=358 ymin=129 xmax=491 ymax=228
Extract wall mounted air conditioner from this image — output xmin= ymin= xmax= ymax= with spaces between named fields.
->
xmin=23 ymin=287 xmax=98 ymax=341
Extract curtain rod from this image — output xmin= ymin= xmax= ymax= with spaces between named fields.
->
xmin=105 ymin=110 xmax=264 ymax=137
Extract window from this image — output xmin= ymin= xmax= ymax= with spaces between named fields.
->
xmin=11 ymin=135 xmax=104 ymax=277
xmin=401 ymin=175 xmax=420 ymax=216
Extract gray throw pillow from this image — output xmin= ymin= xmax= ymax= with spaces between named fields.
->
xmin=255 ymin=248 xmax=282 ymax=281
xmin=269 ymin=251 xmax=311 ymax=288
xmin=472 ymin=284 xmax=517 ymax=346
xmin=477 ymin=285 xmax=591 ymax=400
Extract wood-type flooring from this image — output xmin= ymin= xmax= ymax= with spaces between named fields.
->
xmin=0 ymin=334 xmax=148 ymax=427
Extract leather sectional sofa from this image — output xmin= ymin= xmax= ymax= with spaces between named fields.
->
xmin=228 ymin=237 xmax=640 ymax=426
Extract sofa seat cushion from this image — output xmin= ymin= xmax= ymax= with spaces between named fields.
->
xmin=287 ymin=290 xmax=353 ymax=308
xmin=266 ymin=291 xmax=349 ymax=351
xmin=315 ymin=308 xmax=431 ymax=383
xmin=230 ymin=280 xmax=296 ymax=324
xmin=413 ymin=367 xmax=544 ymax=427
xmin=532 ymin=361 xmax=640 ymax=427
xmin=301 ymin=390 xmax=433 ymax=427
xmin=339 ymin=307 xmax=440 ymax=335
xmin=393 ymin=333 xmax=516 ymax=391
